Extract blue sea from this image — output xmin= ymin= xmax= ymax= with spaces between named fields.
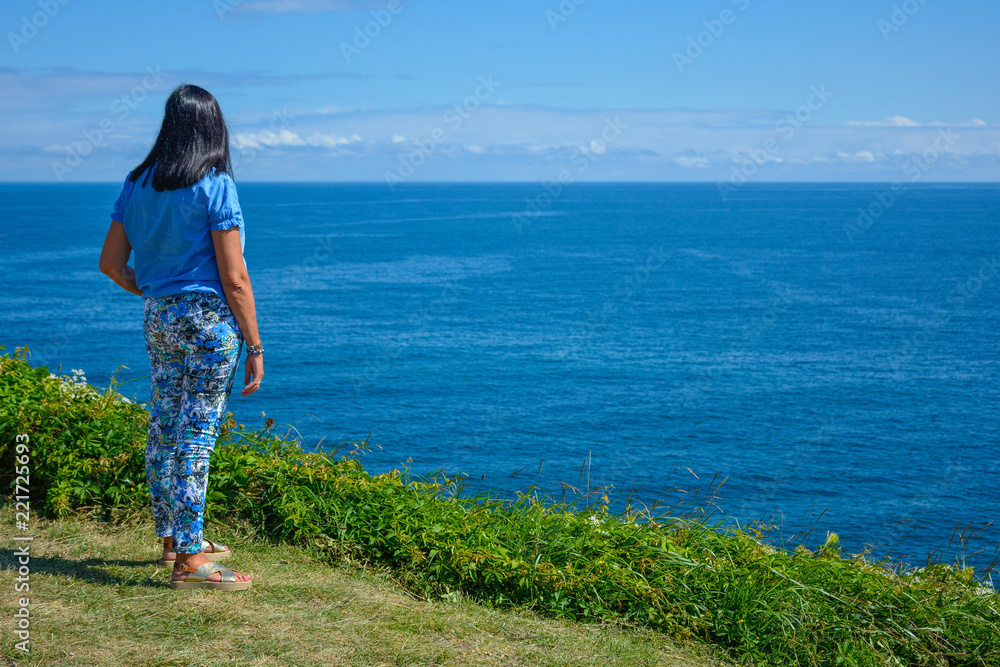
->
xmin=2 ymin=182 xmax=998 ymax=575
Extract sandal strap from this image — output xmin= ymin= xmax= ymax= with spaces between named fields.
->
xmin=178 ymin=561 xmax=240 ymax=583
xmin=202 ymin=538 xmax=228 ymax=554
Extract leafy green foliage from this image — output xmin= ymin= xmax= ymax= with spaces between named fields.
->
xmin=2 ymin=347 xmax=998 ymax=666
xmin=0 ymin=348 xmax=149 ymax=514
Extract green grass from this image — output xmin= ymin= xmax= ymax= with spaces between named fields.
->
xmin=2 ymin=346 xmax=999 ymax=666
xmin=0 ymin=506 xmax=730 ymax=666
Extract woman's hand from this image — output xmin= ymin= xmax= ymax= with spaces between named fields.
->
xmin=243 ymin=354 xmax=263 ymax=397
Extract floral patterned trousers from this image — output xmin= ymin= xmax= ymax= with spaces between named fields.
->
xmin=143 ymin=292 xmax=242 ymax=554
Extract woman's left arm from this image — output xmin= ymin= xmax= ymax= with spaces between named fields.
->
xmin=99 ymin=221 xmax=143 ymax=296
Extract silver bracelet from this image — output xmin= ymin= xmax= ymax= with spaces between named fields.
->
xmin=246 ymin=343 xmax=264 ymax=356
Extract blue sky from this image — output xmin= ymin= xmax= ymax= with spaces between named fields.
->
xmin=2 ymin=0 xmax=999 ymax=182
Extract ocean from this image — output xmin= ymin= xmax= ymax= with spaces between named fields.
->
xmin=2 ymin=181 xmax=998 ymax=574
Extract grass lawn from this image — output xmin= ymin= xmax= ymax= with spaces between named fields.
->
xmin=0 ymin=507 xmax=733 ymax=667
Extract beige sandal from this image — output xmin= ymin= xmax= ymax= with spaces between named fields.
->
xmin=170 ymin=561 xmax=251 ymax=591
xmin=159 ymin=538 xmax=232 ymax=567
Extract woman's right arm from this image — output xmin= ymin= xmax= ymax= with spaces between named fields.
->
xmin=212 ymin=226 xmax=263 ymax=397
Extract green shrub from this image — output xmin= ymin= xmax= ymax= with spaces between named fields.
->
xmin=0 ymin=348 xmax=149 ymax=514
xmin=2 ymin=347 xmax=998 ymax=666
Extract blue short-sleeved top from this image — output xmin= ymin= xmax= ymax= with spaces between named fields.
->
xmin=110 ymin=165 xmax=246 ymax=299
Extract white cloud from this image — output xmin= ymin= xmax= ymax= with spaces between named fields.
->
xmin=835 ymin=150 xmax=883 ymax=163
xmin=848 ymin=116 xmax=920 ymax=127
xmin=234 ymin=129 xmax=307 ymax=149
xmin=305 ymin=132 xmax=363 ymax=148
xmin=674 ymin=156 xmax=709 ymax=168
xmin=7 ymin=89 xmax=1000 ymax=181
xmin=175 ymin=109 xmax=1000 ymax=181
xmin=235 ymin=129 xmax=364 ymax=150
xmin=848 ymin=116 xmax=991 ymax=127
xmin=732 ymin=151 xmax=782 ymax=165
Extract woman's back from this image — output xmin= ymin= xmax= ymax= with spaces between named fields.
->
xmin=113 ymin=165 xmax=244 ymax=299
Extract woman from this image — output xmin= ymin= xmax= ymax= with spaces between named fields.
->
xmin=99 ymin=84 xmax=261 ymax=591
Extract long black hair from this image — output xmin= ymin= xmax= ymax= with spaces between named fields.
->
xmin=130 ymin=85 xmax=232 ymax=191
